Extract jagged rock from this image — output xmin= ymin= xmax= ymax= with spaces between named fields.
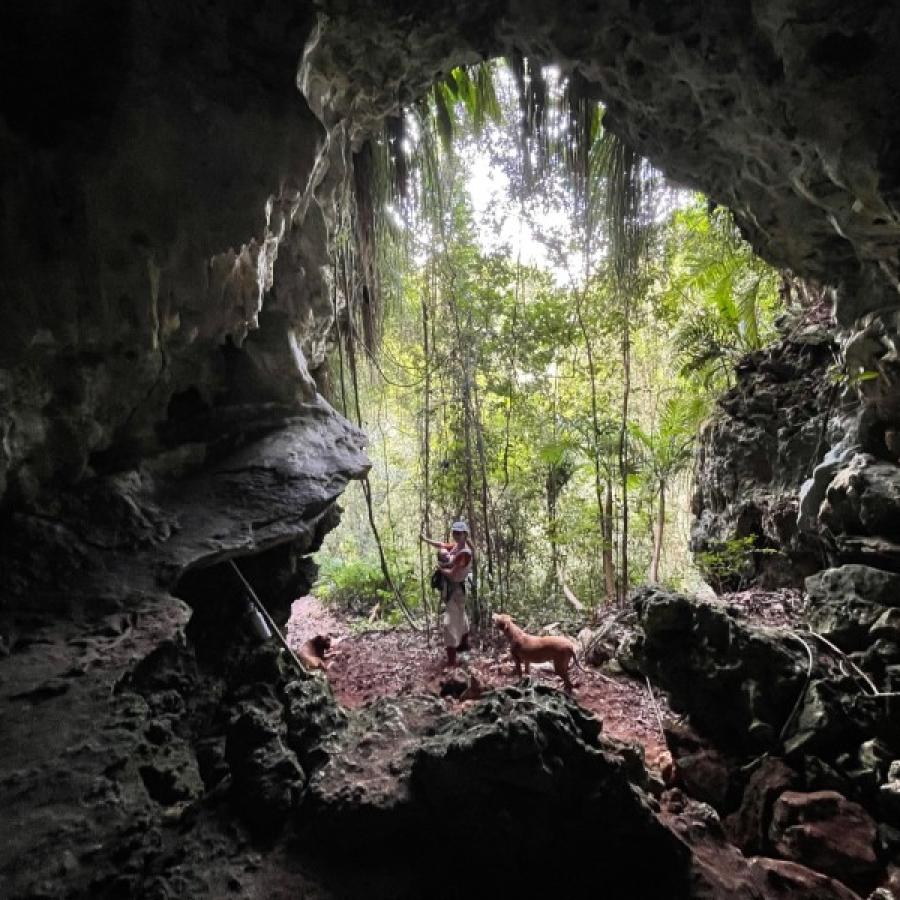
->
xmin=138 ymin=750 xmax=203 ymax=807
xmin=815 ymin=454 xmax=900 ymax=569
xmin=724 ymin=758 xmax=800 ymax=854
xmin=225 ymin=698 xmax=305 ymax=838
xmin=660 ymin=790 xmax=864 ymax=900
xmin=305 ymin=685 xmax=690 ymax=897
xmin=799 ymin=437 xmax=861 ymax=536
xmin=770 ymin=790 xmax=879 ymax=883
xmin=861 ymin=642 xmax=900 ymax=676
xmin=833 ymin=536 xmax=900 ymax=573
xmin=871 ymin=609 xmax=900 ymax=641
xmin=801 ymin=754 xmax=856 ymax=796
xmin=194 ymin=736 xmax=229 ymax=790
xmin=690 ymin=337 xmax=836 ymax=588
xmin=782 ymin=678 xmax=868 ymax=757
xmin=624 ymin=587 xmax=805 ymax=752
xmin=821 ymin=455 xmax=900 ymax=545
xmin=804 ymin=565 xmax=900 ymax=650
xmin=664 ymin=722 xmax=733 ymax=812
xmin=283 ymin=674 xmax=348 ymax=771
xmin=852 ymin=739 xmax=896 ymax=793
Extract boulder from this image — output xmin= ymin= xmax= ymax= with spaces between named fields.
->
xmin=820 ymin=456 xmax=900 ymax=543
xmin=807 ymin=567 xmax=900 ymax=610
xmin=660 ymin=791 xmax=863 ymax=900
xmin=305 ymin=685 xmax=691 ymax=898
xmin=665 ymin=723 xmax=734 ymax=812
xmin=804 ymin=565 xmax=900 ymax=651
xmin=724 ymin=758 xmax=800 ymax=854
xmin=769 ymin=790 xmax=879 ymax=883
xmin=625 ymin=587 xmax=806 ymax=752
xmin=782 ymin=679 xmax=861 ymax=757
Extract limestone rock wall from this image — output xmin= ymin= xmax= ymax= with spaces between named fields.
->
xmin=691 ymin=315 xmax=900 ymax=589
xmin=690 ymin=327 xmax=841 ymax=588
xmin=0 ymin=1 xmax=353 ymax=513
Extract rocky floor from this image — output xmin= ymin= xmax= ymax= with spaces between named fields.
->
xmin=284 ymin=586 xmax=900 ymax=899
xmin=3 ymin=579 xmax=898 ymax=898
xmin=285 ymin=587 xmax=807 ymax=769
xmin=287 ymin=595 xmax=673 ymax=771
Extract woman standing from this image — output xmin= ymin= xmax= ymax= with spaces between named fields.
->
xmin=420 ymin=521 xmax=473 ymax=666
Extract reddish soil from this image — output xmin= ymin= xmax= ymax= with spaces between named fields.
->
xmin=287 ymin=596 xmax=673 ymax=770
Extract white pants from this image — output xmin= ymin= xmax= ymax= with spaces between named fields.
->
xmin=442 ymin=586 xmax=469 ymax=649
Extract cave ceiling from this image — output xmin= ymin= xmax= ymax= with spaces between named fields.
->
xmin=305 ymin=0 xmax=900 ymax=325
xmin=2 ymin=0 xmax=900 ymax=512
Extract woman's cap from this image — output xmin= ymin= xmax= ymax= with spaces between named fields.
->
xmin=450 ymin=520 xmax=469 ymax=534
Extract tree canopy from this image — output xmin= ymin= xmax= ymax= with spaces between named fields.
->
xmin=315 ymin=60 xmax=783 ymax=630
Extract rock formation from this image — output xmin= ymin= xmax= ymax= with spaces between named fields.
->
xmin=690 ymin=325 xmax=839 ymax=588
xmin=4 ymin=0 xmax=900 ymax=897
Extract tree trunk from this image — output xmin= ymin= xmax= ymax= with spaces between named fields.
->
xmin=650 ymin=479 xmax=665 ymax=583
xmin=618 ymin=289 xmax=631 ymax=603
xmin=574 ymin=293 xmax=617 ymax=612
xmin=419 ymin=270 xmax=433 ymax=629
xmin=603 ymin=480 xmax=617 ymax=602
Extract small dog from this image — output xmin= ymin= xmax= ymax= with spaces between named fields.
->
xmin=492 ymin=613 xmax=579 ymax=693
xmin=298 ymin=634 xmax=331 ymax=672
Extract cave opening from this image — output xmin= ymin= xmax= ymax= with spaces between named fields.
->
xmin=306 ymin=53 xmax=830 ymax=648
xmin=4 ymin=2 xmax=900 ymax=898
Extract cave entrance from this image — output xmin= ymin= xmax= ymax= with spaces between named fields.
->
xmin=270 ymin=57 xmax=830 ymax=757
xmin=307 ymin=56 xmax=801 ymax=636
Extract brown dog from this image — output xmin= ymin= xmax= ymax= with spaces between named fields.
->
xmin=298 ymin=634 xmax=331 ymax=672
xmin=492 ymin=613 xmax=579 ymax=692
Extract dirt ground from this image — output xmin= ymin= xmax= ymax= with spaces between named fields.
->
xmin=287 ymin=595 xmax=673 ymax=770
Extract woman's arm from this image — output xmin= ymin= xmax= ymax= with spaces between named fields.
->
xmin=420 ymin=533 xmax=443 ymax=548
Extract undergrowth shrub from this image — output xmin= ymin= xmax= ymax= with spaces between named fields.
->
xmin=314 ymin=556 xmax=419 ymax=620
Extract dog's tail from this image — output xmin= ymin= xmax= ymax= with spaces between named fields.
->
xmin=570 ymin=643 xmax=588 ymax=672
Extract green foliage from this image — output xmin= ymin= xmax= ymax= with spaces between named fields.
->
xmin=319 ymin=60 xmax=786 ymax=627
xmin=314 ymin=557 xmax=418 ymax=620
xmin=695 ymin=536 xmax=757 ymax=592
xmin=694 ymin=536 xmax=779 ymax=593
xmin=663 ymin=203 xmax=781 ymax=388
xmin=425 ymin=63 xmax=504 ymax=154
xmin=314 ymin=558 xmax=389 ymax=615
xmin=631 ymin=393 xmax=706 ymax=487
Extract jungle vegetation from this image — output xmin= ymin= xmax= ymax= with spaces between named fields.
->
xmin=315 ymin=59 xmax=783 ymax=631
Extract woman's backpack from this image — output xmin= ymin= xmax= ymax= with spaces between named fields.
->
xmin=430 ymin=568 xmax=444 ymax=590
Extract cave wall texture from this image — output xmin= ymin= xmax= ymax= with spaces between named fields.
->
xmin=3 ymin=0 xmax=900 ymax=897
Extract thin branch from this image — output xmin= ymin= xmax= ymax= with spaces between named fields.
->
xmin=798 ymin=626 xmax=879 ymax=695
xmin=778 ymin=631 xmax=815 ymax=745
xmin=645 ymin=676 xmax=667 ymax=743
